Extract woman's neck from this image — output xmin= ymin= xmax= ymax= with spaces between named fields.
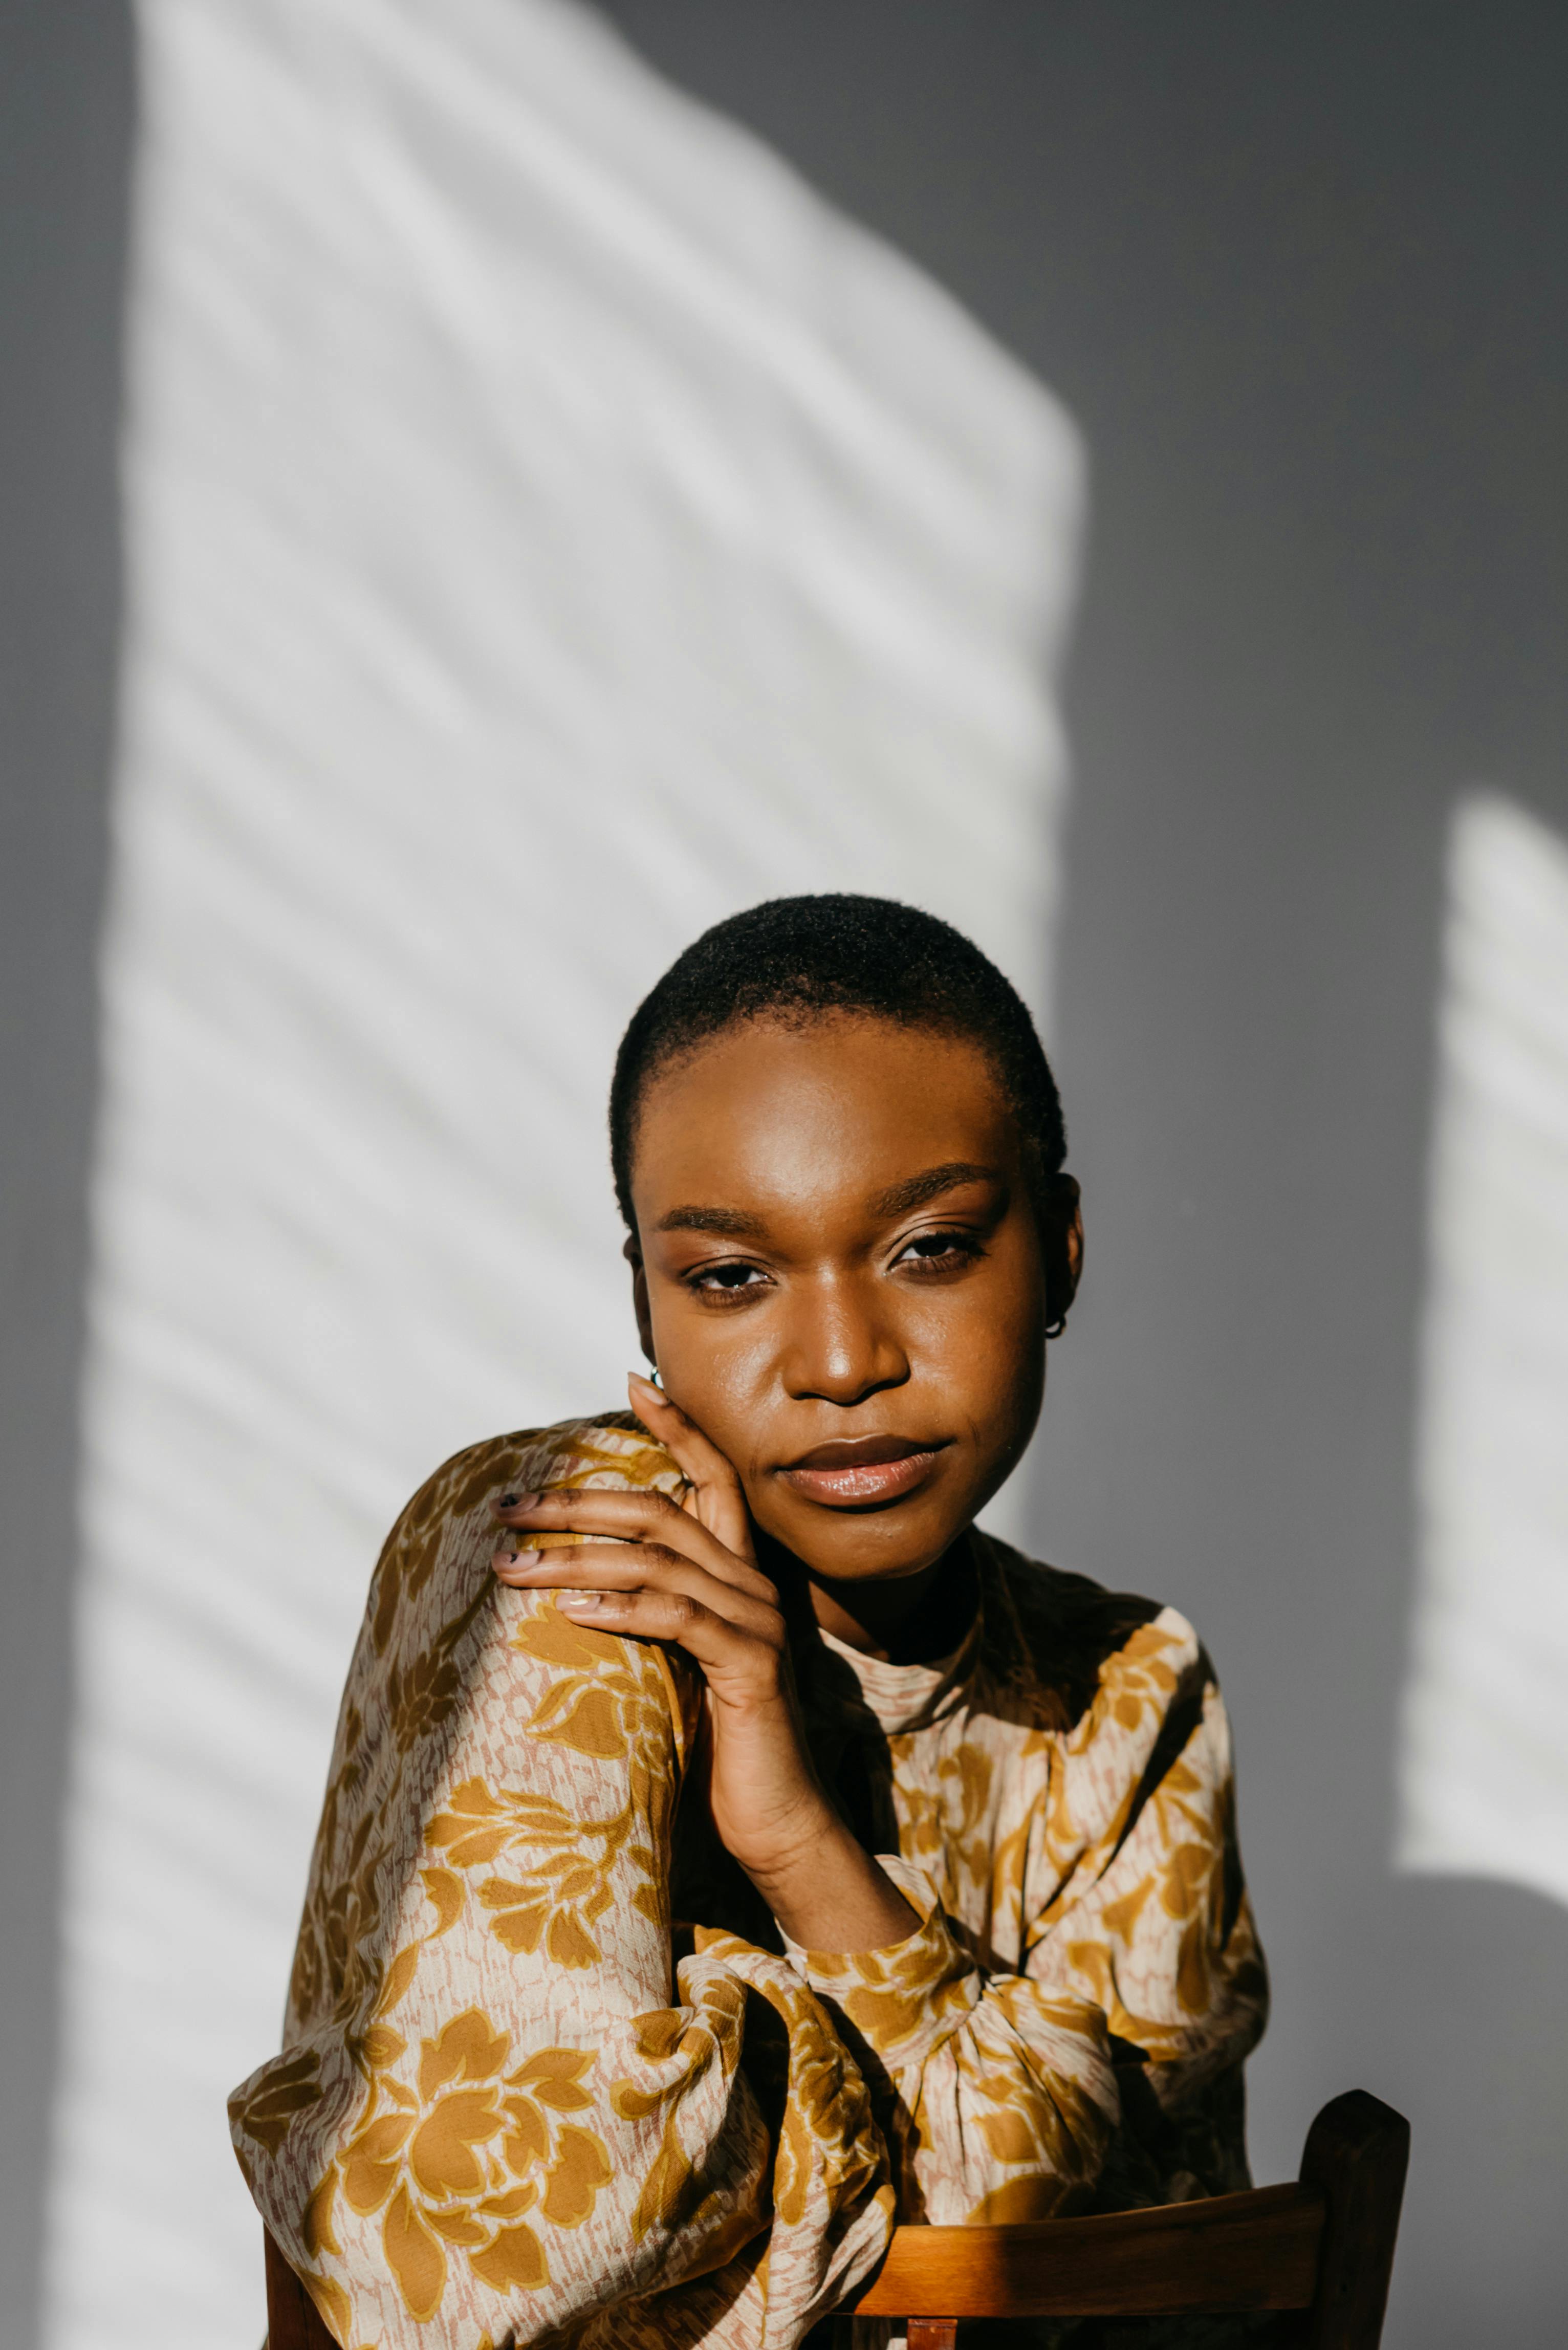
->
xmin=770 ymin=1533 xmax=978 ymax=1665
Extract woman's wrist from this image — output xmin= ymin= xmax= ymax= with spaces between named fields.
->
xmin=740 ymin=1804 xmax=918 ymax=1954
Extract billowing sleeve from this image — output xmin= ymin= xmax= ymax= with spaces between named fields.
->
xmin=229 ymin=1420 xmax=892 ymax=2350
xmin=781 ymin=1614 xmax=1267 ymax=2224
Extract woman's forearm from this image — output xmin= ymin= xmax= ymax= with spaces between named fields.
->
xmin=494 ymin=1405 xmax=919 ymax=1960
xmin=744 ymin=1805 xmax=917 ymax=1954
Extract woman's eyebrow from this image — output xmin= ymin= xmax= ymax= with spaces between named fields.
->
xmin=656 ymin=1204 xmax=769 ymax=1237
xmin=869 ymin=1162 xmax=1003 ymax=1217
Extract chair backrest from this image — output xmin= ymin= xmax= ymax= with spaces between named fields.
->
xmin=847 ymin=2090 xmax=1409 ymax=2350
xmin=264 ymin=2089 xmax=1407 ymax=2350
xmin=263 ymin=2228 xmax=333 ymax=2350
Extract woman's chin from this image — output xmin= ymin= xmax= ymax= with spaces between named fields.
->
xmin=754 ymin=1487 xmax=974 ymax=1585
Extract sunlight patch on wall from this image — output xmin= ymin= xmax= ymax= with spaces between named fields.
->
xmin=1399 ymin=793 xmax=1568 ymax=1912
xmin=44 ymin=2 xmax=1082 ymax=2342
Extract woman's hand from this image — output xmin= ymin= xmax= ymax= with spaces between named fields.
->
xmin=491 ymin=1374 xmax=916 ymax=1954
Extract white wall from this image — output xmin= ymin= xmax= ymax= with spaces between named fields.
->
xmin=1400 ymin=795 xmax=1568 ymax=1908
xmin=43 ymin=4 xmax=1081 ymax=2342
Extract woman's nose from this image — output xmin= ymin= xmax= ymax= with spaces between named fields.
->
xmin=779 ymin=1277 xmax=909 ymax=1405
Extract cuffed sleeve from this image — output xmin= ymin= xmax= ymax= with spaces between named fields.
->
xmin=781 ymin=1853 xmax=978 ymax=2070
xmin=782 ymin=1858 xmax=1119 ymax=2223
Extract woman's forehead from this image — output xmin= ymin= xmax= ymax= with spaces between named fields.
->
xmin=631 ymin=1014 xmax=1021 ymax=1215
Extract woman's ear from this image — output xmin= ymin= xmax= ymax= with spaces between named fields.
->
xmin=1047 ymin=1174 xmax=1083 ymax=1329
xmin=623 ymin=1231 xmax=657 ymax=1366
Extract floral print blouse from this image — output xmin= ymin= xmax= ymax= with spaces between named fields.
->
xmin=231 ymin=1414 xmax=1268 ymax=2349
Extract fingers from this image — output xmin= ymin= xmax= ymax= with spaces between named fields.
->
xmin=549 ymin=1583 xmax=785 ymax=1689
xmin=492 ymin=1539 xmax=787 ymax=1693
xmin=492 ymin=1538 xmax=781 ymax=1643
xmin=626 ymin=1375 xmax=736 ymax=1487
xmin=493 ymin=1484 xmax=772 ymax=1602
xmin=625 ymin=1375 xmax=753 ymax=1560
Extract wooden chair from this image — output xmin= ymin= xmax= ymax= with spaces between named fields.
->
xmin=846 ymin=2091 xmax=1408 ymax=2348
xmin=266 ymin=2088 xmax=1407 ymax=2350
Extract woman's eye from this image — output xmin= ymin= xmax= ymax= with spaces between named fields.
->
xmin=689 ymin=1261 xmax=769 ymax=1298
xmin=896 ymin=1231 xmax=982 ymax=1276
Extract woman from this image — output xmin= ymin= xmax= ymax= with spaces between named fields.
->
xmin=232 ymin=896 xmax=1267 ymax=2349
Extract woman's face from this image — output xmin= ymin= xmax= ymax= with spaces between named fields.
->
xmin=627 ymin=1013 xmax=1080 ymax=1584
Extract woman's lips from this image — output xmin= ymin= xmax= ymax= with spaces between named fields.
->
xmin=777 ymin=1438 xmax=947 ymax=1509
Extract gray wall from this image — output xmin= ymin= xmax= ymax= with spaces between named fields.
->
xmin=0 ymin=4 xmax=130 ymax=2343
xmin=598 ymin=5 xmax=1568 ymax=2342
xmin=2 ymin=3 xmax=1564 ymax=2342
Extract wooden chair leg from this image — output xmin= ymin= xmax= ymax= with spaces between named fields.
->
xmin=906 ymin=2322 xmax=959 ymax=2350
xmin=264 ymin=2228 xmax=338 ymax=2350
xmin=1297 ymin=2090 xmax=1410 ymax=2350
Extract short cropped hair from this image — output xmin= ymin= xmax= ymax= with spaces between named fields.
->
xmin=608 ymin=894 xmax=1066 ymax=1232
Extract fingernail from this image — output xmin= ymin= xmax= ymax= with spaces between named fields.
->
xmin=498 ymin=1493 xmax=518 ymax=1507
xmin=558 ymin=1591 xmax=607 ymax=1613
xmin=501 ymin=1490 xmax=541 ymax=1512
xmin=493 ymin=1547 xmax=540 ymax=1574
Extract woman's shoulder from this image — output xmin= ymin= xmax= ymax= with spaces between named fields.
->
xmin=395 ymin=1410 xmax=684 ymax=1531
xmin=974 ymin=1530 xmax=1210 ymax=1739
xmin=362 ymin=1413 xmax=684 ymax=1655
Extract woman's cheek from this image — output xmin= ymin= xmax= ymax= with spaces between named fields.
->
xmin=945 ymin=1274 xmax=1047 ymax=1464
xmin=657 ymin=1312 xmax=774 ymax=1459
xmin=921 ymin=1265 xmax=1041 ymax=1391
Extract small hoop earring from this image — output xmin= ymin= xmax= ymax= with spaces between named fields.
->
xmin=1044 ymin=1313 xmax=1068 ymax=1340
xmin=648 ymin=1366 xmax=663 ymax=1388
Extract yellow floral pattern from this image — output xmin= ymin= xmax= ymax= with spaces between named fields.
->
xmin=334 ymin=1995 xmax=612 ymax=2320
xmin=230 ymin=1415 xmax=1265 ymax=2348
xmin=784 ymin=1560 xmax=1268 ymax=2228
